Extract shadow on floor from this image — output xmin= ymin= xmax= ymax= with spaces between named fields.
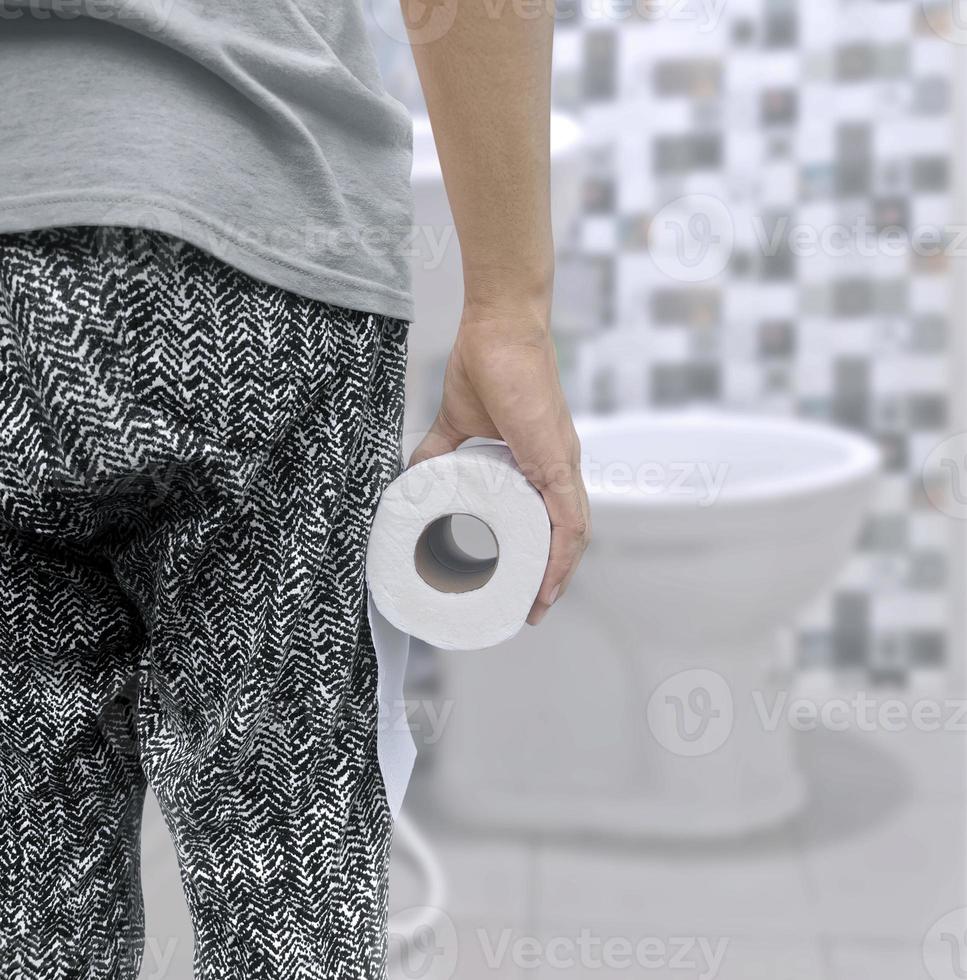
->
xmin=403 ymin=725 xmax=914 ymax=859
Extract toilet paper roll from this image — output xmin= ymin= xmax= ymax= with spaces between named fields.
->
xmin=366 ymin=443 xmax=552 ymax=651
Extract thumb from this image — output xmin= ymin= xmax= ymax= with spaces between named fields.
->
xmin=408 ymin=411 xmax=466 ymax=468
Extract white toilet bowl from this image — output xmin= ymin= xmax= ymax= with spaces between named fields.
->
xmin=434 ymin=411 xmax=880 ymax=838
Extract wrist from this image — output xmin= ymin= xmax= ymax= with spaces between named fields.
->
xmin=457 ymin=304 xmax=552 ymax=351
xmin=461 ymin=259 xmax=555 ymax=322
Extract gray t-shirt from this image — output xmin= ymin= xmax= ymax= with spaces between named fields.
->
xmin=0 ymin=2 xmax=414 ymax=320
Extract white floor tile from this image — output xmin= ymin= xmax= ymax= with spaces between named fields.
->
xmin=802 ymin=801 xmax=966 ymax=941
xmin=829 ymin=940 xmax=929 ymax=980
xmin=708 ymin=940 xmax=830 ymax=980
xmin=389 ymin=919 xmax=526 ymax=980
xmin=430 ymin=837 xmax=535 ymax=923
xmin=521 ymin=929 xmax=829 ymax=980
xmin=534 ymin=839 xmax=817 ymax=940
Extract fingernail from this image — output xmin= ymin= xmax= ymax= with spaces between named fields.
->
xmin=548 ymin=584 xmax=561 ymax=605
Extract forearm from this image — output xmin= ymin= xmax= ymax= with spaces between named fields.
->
xmin=404 ymin=2 xmax=588 ymax=622
xmin=404 ymin=0 xmax=555 ymax=320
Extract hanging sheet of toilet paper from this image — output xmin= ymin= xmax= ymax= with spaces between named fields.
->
xmin=366 ymin=443 xmax=551 ymax=819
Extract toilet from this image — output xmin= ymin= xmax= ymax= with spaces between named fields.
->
xmin=434 ymin=411 xmax=880 ymax=838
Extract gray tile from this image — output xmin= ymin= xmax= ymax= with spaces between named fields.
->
xmin=654 ymin=59 xmax=722 ymax=98
xmin=913 ymin=75 xmax=949 ymax=115
xmin=911 ymin=157 xmax=949 ymax=193
xmin=654 ymin=134 xmax=723 ymax=174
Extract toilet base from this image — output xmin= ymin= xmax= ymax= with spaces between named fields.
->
xmin=435 ymin=623 xmax=812 ymax=841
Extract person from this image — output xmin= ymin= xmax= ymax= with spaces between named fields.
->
xmin=0 ymin=0 xmax=590 ymax=976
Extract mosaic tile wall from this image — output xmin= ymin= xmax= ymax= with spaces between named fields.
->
xmin=551 ymin=0 xmax=955 ymax=681
xmin=368 ymin=0 xmax=957 ymax=681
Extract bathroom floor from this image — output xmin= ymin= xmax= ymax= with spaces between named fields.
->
xmin=389 ymin=686 xmax=967 ymax=980
xmin=135 ymin=685 xmax=965 ymax=979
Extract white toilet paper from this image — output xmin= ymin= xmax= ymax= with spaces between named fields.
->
xmin=367 ymin=593 xmax=416 ymax=820
xmin=366 ymin=443 xmax=552 ymax=652
xmin=366 ymin=443 xmax=551 ymax=818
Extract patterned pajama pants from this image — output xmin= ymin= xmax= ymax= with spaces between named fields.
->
xmin=0 ymin=227 xmax=409 ymax=979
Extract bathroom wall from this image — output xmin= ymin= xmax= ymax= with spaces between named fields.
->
xmin=554 ymin=0 xmax=958 ymax=682
xmin=372 ymin=0 xmax=959 ymax=683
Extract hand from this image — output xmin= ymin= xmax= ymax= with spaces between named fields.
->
xmin=409 ymin=302 xmax=591 ymax=625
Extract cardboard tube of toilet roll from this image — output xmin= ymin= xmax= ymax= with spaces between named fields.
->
xmin=366 ymin=444 xmax=552 ymax=651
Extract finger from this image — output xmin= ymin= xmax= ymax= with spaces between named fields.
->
xmin=526 ymin=525 xmax=586 ymax=625
xmin=407 ymin=410 xmax=466 ymax=468
xmin=526 ymin=461 xmax=591 ymax=625
xmin=529 ymin=492 xmax=590 ymax=617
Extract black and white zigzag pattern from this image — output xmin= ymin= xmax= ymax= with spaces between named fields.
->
xmin=0 ymin=226 xmax=409 ymax=979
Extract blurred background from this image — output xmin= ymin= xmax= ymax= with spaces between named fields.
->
xmin=140 ymin=1 xmax=967 ymax=977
